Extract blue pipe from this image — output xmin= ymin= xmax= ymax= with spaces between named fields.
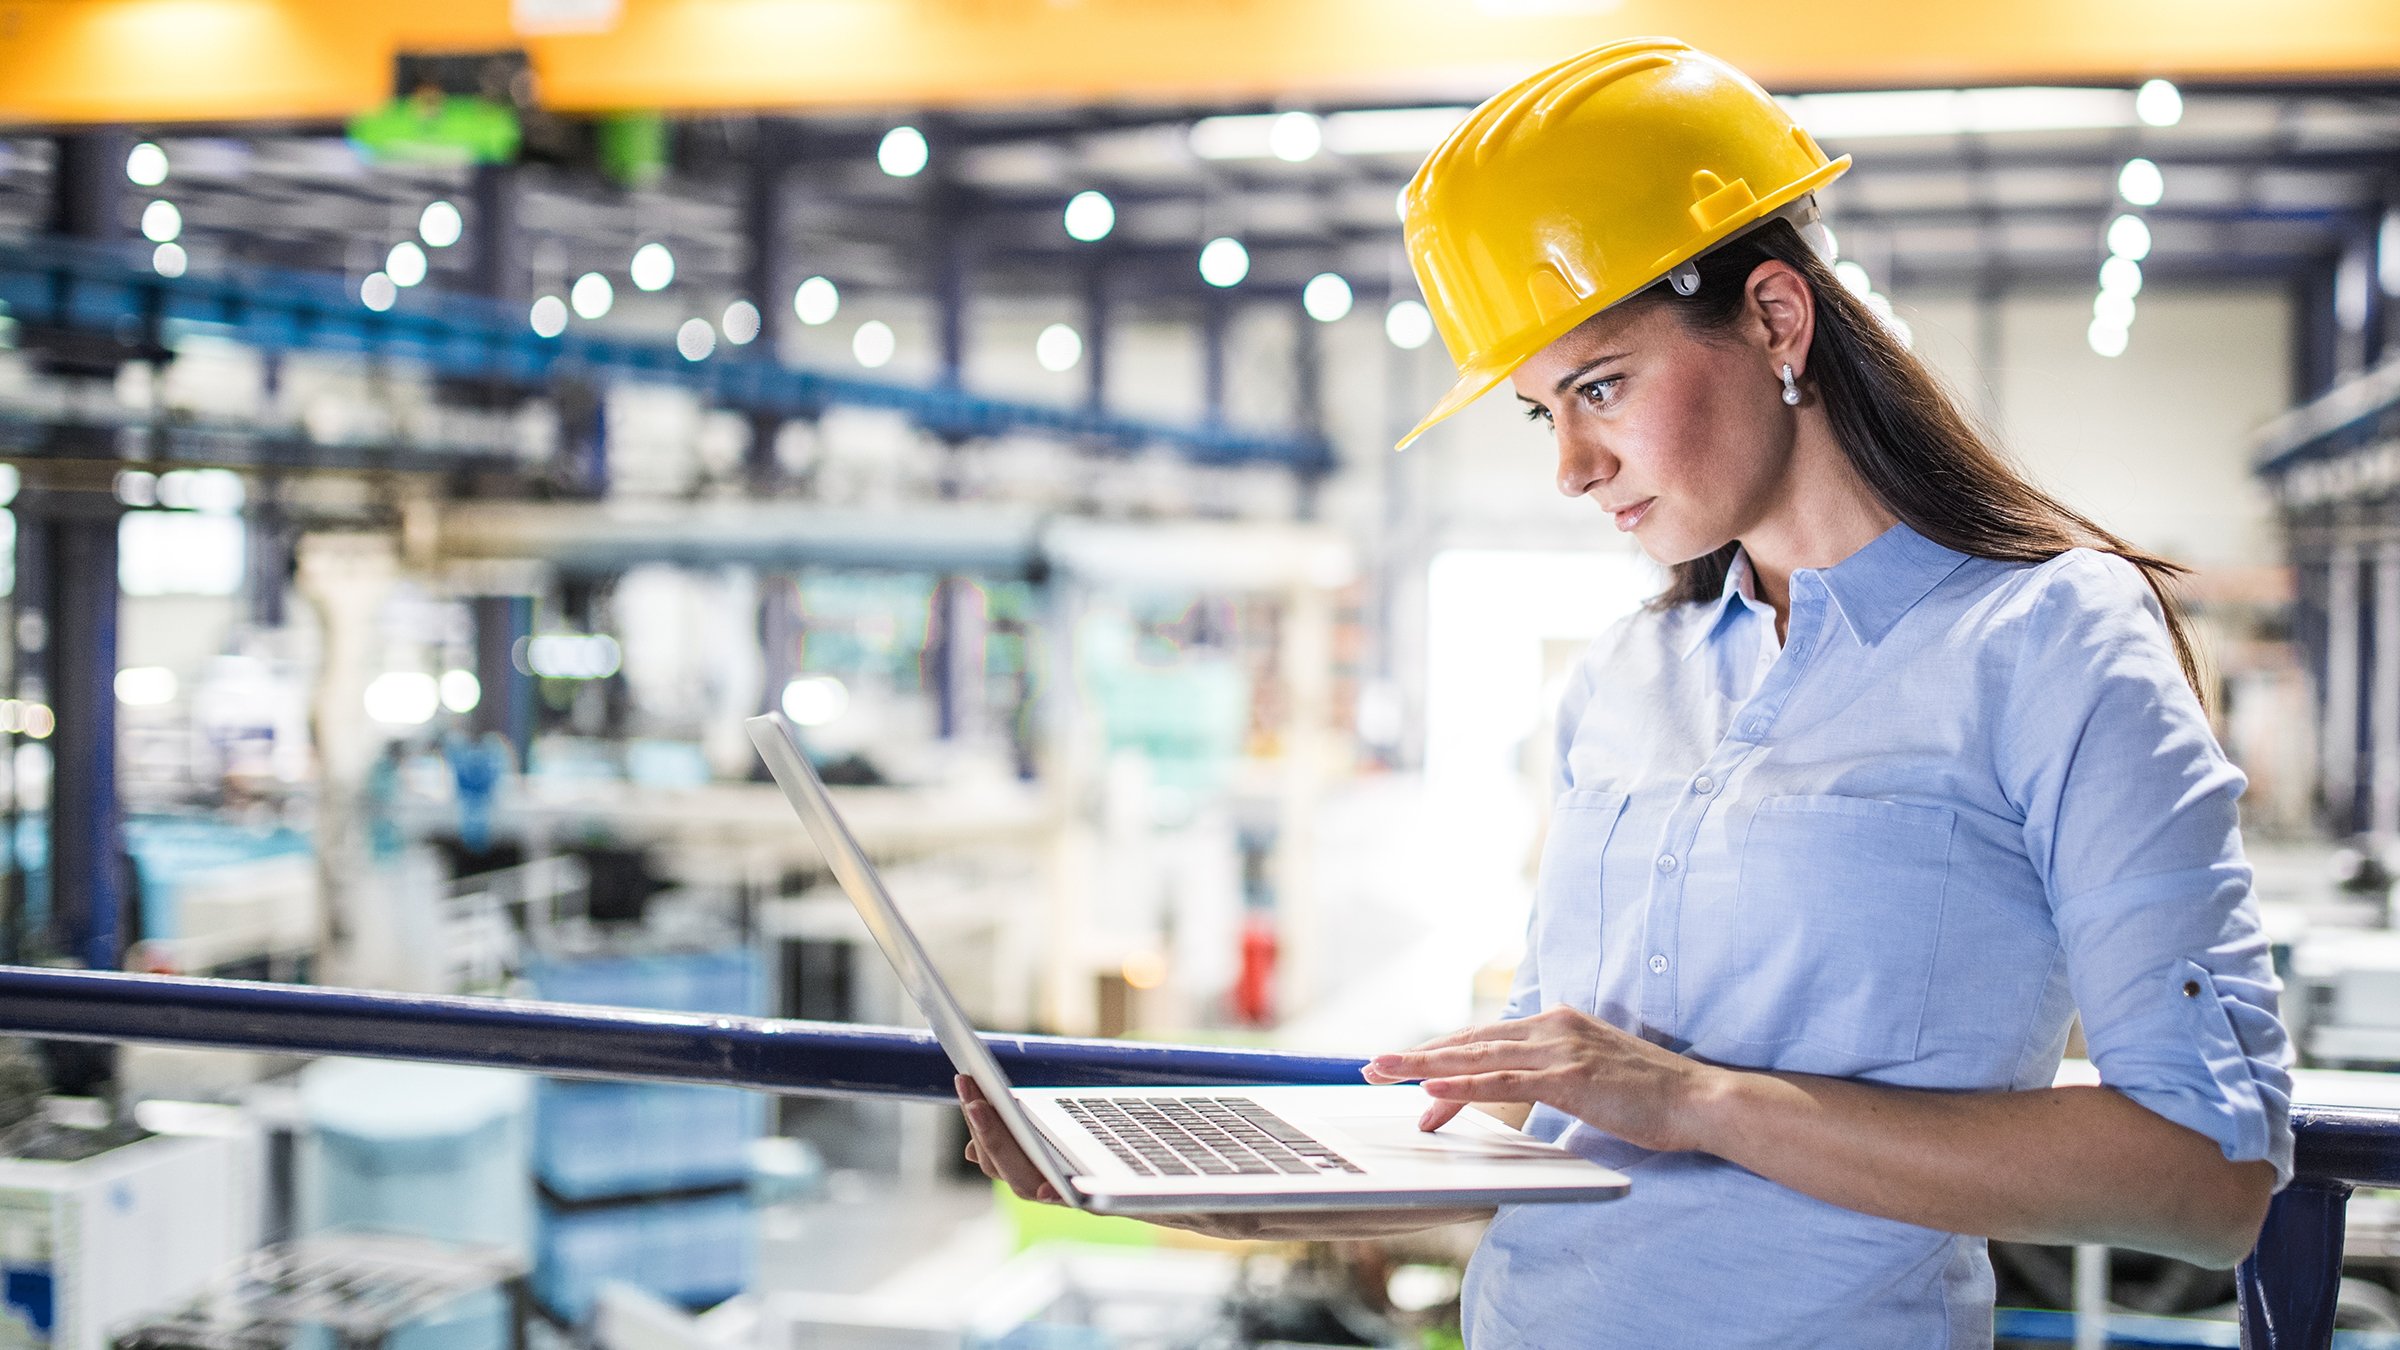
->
xmin=4 ymin=964 xmax=2396 ymax=1346
xmin=0 ymin=966 xmax=1363 ymax=1100
xmin=0 ymin=239 xmax=1334 ymax=474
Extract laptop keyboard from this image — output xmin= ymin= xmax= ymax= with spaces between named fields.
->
xmin=1056 ymin=1096 xmax=1365 ymax=1178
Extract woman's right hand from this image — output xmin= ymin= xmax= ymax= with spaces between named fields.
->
xmin=953 ymin=1076 xmax=1492 ymax=1242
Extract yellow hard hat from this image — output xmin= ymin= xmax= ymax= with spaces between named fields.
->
xmin=1395 ymin=38 xmax=1850 ymax=450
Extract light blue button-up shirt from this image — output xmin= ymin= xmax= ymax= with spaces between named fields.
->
xmin=1462 ymin=522 xmax=2294 ymax=1349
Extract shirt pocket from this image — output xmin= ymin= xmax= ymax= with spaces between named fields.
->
xmin=1713 ymin=794 xmax=1956 ymax=1062
xmin=1531 ymin=788 xmax=1629 ymax=1016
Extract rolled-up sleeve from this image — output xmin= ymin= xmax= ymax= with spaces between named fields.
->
xmin=1999 ymin=551 xmax=2294 ymax=1186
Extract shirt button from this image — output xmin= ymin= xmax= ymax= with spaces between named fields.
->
xmin=1692 ymin=776 xmax=1715 ymax=795
xmin=1649 ymin=954 xmax=1669 ymax=975
xmin=1656 ymin=853 xmax=1679 ymax=874
xmin=1744 ymin=719 xmax=1768 ymax=737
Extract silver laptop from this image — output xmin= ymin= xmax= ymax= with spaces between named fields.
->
xmin=746 ymin=712 xmax=1629 ymax=1215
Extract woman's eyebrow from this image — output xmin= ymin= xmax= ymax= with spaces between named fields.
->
xmin=1553 ymin=352 xmax=1632 ymax=394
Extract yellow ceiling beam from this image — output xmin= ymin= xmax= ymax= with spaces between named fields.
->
xmin=522 ymin=0 xmax=2400 ymax=113
xmin=0 ymin=0 xmax=397 ymax=125
xmin=3 ymin=0 xmax=2396 ymax=128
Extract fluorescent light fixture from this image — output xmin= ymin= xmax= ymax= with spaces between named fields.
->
xmin=1834 ymin=260 xmax=1874 ymax=297
xmin=419 ymin=199 xmax=463 ymax=247
xmin=115 ymin=667 xmax=178 ymax=707
xmin=2117 ymin=158 xmax=2164 ymax=207
xmin=676 ymin=317 xmax=716 ymax=361
xmin=530 ymin=294 xmax=567 ymax=337
xmin=571 ymin=271 xmax=613 ymax=319
xmin=2087 ymin=318 xmax=2129 ymax=357
xmin=385 ymin=240 xmax=427 ymax=287
xmin=364 ymin=672 xmax=439 ymax=725
xmin=126 ymin=142 xmax=168 ymax=186
xmin=1385 ymin=299 xmax=1434 ymax=350
xmin=721 ymin=299 xmax=761 ymax=345
xmin=151 ymin=242 xmax=186 ymax=278
xmin=1303 ymin=272 xmax=1354 ymax=323
xmin=440 ymin=670 xmax=481 ymax=714
xmin=1035 ymin=322 xmax=1082 ymax=372
xmin=1325 ymin=107 xmax=1472 ymax=156
xmin=361 ymin=272 xmax=397 ymax=311
xmin=879 ymin=125 xmax=930 ymax=178
xmin=2136 ymin=79 xmax=2183 ymax=128
xmin=781 ymin=675 xmax=849 ymax=727
xmin=853 ymin=319 xmax=896 ymax=368
xmin=1268 ymin=111 xmax=1323 ymax=163
xmin=1199 ymin=236 xmax=1249 ymax=288
xmin=521 ymin=634 xmax=622 ymax=680
xmin=2099 ymin=255 xmax=2143 ymax=297
xmin=2093 ymin=289 xmax=2136 ymax=328
xmin=141 ymin=199 xmax=181 ymax=243
xmin=2106 ymin=214 xmax=2153 ymax=261
xmin=794 ymin=276 xmax=840 ymax=325
xmin=1777 ymin=87 xmax=2137 ymax=140
xmin=631 ymin=241 xmax=675 ymax=292
xmin=1064 ymin=190 xmax=1115 ymax=242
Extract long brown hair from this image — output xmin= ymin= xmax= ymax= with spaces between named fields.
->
xmin=1631 ymin=218 xmax=2204 ymax=700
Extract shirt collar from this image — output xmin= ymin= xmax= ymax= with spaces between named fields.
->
xmin=1678 ymin=523 xmax=1969 ymax=659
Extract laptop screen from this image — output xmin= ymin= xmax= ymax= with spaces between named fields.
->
xmin=744 ymin=713 xmax=1083 ymax=1197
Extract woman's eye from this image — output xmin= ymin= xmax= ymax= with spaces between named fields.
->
xmin=1521 ymin=403 xmax=1554 ymax=426
xmin=1578 ymin=377 xmax=1623 ymax=408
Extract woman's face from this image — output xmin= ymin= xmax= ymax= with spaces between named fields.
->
xmin=1507 ymin=297 xmax=1797 ymax=566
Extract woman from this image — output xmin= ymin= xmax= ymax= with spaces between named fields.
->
xmin=961 ymin=37 xmax=2292 ymax=1347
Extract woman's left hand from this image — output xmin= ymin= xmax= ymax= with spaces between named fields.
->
xmin=1362 ymin=1005 xmax=1729 ymax=1154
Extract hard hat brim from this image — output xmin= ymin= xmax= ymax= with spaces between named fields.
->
xmin=1392 ymin=155 xmax=1851 ymax=453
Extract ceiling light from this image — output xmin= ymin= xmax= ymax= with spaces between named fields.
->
xmin=2106 ymin=214 xmax=2153 ymax=261
xmin=2093 ymin=289 xmax=2137 ymax=328
xmin=2135 ymin=79 xmax=2183 ymax=128
xmin=363 ymin=672 xmax=438 ymax=725
xmin=440 ymin=670 xmax=480 ymax=714
xmin=419 ymin=200 xmax=463 ymax=248
xmin=1323 ymin=107 xmax=1472 ymax=156
xmin=1035 ymin=322 xmax=1082 ymax=372
xmin=1268 ymin=111 xmax=1323 ymax=163
xmin=1778 ymin=87 xmax=2138 ymax=140
xmin=115 ymin=667 xmax=178 ymax=707
xmin=571 ymin=271 xmax=614 ymax=319
xmin=676 ymin=318 xmax=716 ymax=361
xmin=2117 ymin=158 xmax=2164 ymax=207
xmin=721 ymin=299 xmax=761 ymax=345
xmin=2087 ymin=318 xmax=2129 ymax=358
xmin=781 ymin=675 xmax=849 ymax=727
xmin=2099 ymin=255 xmax=2143 ymax=297
xmin=151 ymin=242 xmax=186 ymax=278
xmin=794 ymin=276 xmax=840 ymax=326
xmin=140 ymin=200 xmax=181 ymax=243
xmin=879 ymin=125 xmax=930 ymax=178
xmin=1064 ymin=190 xmax=1115 ymax=242
xmin=1198 ymin=237 xmax=1249 ymax=288
xmin=530 ymin=294 xmax=568 ymax=337
xmin=360 ymin=272 xmax=396 ymax=311
xmin=385 ymin=240 xmax=427 ymax=287
xmin=1833 ymin=260 xmax=1874 ymax=297
xmin=125 ymin=142 xmax=168 ymax=187
xmin=853 ymin=319 xmax=896 ymax=368
xmin=1384 ymin=300 xmax=1434 ymax=350
xmin=522 ymin=634 xmax=622 ymax=680
xmin=1303 ymin=272 xmax=1353 ymax=323
xmin=630 ymin=242 xmax=675 ymax=292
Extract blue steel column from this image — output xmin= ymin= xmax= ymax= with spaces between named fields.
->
xmin=470 ymin=595 xmax=534 ymax=766
xmin=1202 ymin=290 xmax=1230 ymax=425
xmin=36 ymin=487 xmax=124 ymax=974
xmin=1082 ymin=252 xmax=1110 ymax=414
xmin=742 ymin=123 xmax=793 ymax=491
xmin=2239 ymin=1178 xmax=2351 ymax=1349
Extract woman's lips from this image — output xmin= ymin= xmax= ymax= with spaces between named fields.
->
xmin=1612 ymin=498 xmax=1654 ymax=532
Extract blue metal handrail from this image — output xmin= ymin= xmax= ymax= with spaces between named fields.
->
xmin=0 ymin=964 xmax=2386 ymax=1349
xmin=0 ymin=237 xmax=1336 ymax=473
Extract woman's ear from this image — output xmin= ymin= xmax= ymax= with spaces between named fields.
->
xmin=1745 ymin=260 xmax=1817 ymax=380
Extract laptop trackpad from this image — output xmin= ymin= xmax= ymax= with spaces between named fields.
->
xmin=1316 ymin=1113 xmax=1575 ymax=1166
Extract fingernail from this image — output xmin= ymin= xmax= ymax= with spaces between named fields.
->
xmin=1369 ymin=1055 xmax=1398 ymax=1068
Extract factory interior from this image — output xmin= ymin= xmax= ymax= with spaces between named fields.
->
xmin=2 ymin=3 xmax=2400 ymax=1348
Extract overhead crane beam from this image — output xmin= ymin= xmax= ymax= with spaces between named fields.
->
xmin=0 ymin=239 xmax=1334 ymax=474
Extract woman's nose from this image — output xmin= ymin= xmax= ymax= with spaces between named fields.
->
xmin=1557 ymin=436 xmax=1617 ymax=499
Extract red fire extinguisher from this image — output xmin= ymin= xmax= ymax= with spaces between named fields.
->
xmin=1234 ymin=910 xmax=1277 ymax=1026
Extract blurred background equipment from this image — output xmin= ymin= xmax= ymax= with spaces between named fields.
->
xmin=0 ymin=1 xmax=2394 ymax=1345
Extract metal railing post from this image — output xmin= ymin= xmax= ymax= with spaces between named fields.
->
xmin=2238 ymin=1178 xmax=2352 ymax=1350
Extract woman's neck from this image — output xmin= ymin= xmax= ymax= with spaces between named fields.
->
xmin=1739 ymin=421 xmax=1898 ymax=635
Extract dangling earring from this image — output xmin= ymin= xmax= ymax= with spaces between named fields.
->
xmin=1780 ymin=363 xmax=1801 ymax=406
